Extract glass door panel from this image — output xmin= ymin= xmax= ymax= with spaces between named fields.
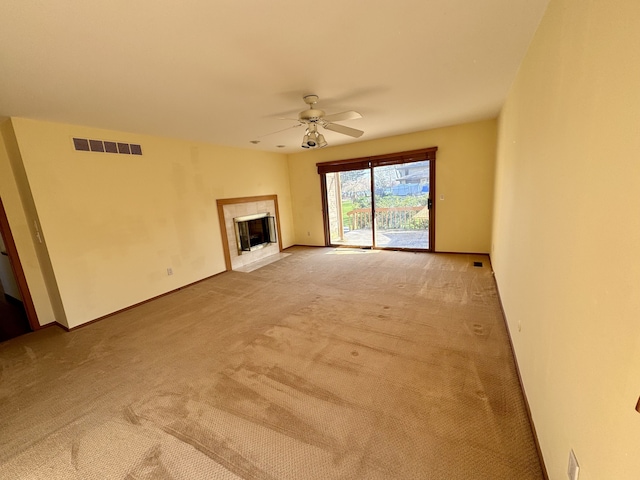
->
xmin=373 ymin=161 xmax=430 ymax=249
xmin=326 ymin=169 xmax=373 ymax=247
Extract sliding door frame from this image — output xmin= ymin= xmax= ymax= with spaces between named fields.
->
xmin=318 ymin=147 xmax=437 ymax=252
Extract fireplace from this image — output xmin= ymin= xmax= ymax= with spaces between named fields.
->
xmin=217 ymin=195 xmax=282 ymax=271
xmin=234 ymin=213 xmax=276 ymax=254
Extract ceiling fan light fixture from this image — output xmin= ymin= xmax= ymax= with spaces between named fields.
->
xmin=317 ymin=133 xmax=328 ymax=148
xmin=306 ymin=135 xmax=318 ymax=148
xmin=302 ymin=126 xmax=322 ymax=148
xmin=302 ymin=130 xmax=311 ymax=148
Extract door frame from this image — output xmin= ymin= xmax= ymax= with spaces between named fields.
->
xmin=0 ymin=198 xmax=40 ymax=331
xmin=318 ymin=147 xmax=437 ymax=252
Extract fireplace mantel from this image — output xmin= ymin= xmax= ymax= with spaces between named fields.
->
xmin=216 ymin=195 xmax=282 ymax=271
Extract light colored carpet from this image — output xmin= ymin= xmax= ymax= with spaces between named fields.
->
xmin=0 ymin=246 xmax=544 ymax=479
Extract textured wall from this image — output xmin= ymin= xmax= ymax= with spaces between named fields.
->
xmin=0 ymin=120 xmax=58 ymax=326
xmin=492 ymin=0 xmax=640 ymax=478
xmin=8 ymin=118 xmax=294 ymax=328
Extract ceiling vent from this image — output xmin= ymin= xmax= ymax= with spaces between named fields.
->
xmin=73 ymin=137 xmax=142 ymax=155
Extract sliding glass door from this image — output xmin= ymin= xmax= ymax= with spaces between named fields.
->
xmin=319 ymin=148 xmax=436 ymax=251
xmin=373 ymin=161 xmax=430 ymax=249
xmin=325 ymin=169 xmax=372 ymax=247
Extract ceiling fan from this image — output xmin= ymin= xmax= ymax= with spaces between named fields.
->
xmin=257 ymin=95 xmax=364 ymax=149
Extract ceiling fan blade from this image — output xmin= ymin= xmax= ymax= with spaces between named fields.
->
xmin=257 ymin=123 xmax=302 ymax=138
xmin=322 ymin=110 xmax=362 ymax=123
xmin=323 ymin=122 xmax=364 ymax=138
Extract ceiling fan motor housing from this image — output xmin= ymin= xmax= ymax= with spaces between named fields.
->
xmin=299 ymin=108 xmax=325 ymax=123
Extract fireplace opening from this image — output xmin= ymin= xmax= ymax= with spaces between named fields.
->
xmin=234 ymin=213 xmax=276 ymax=254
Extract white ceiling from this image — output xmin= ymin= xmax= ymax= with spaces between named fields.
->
xmin=0 ymin=0 xmax=549 ymax=153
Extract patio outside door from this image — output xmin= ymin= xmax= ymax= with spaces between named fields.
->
xmin=325 ymin=168 xmax=372 ymax=247
xmin=320 ymin=148 xmax=436 ymax=252
xmin=373 ymin=160 xmax=430 ymax=249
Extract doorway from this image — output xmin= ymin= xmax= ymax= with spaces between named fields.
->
xmin=325 ymin=168 xmax=372 ymax=247
xmin=0 ymin=198 xmax=38 ymax=341
xmin=319 ymin=147 xmax=437 ymax=251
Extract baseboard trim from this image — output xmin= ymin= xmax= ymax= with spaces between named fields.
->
xmin=489 ymin=258 xmax=549 ymax=480
xmin=290 ymin=244 xmax=491 ymax=256
xmin=434 ymin=250 xmax=490 ymax=256
xmin=60 ymin=271 xmax=227 ymax=332
xmin=54 ymin=321 xmax=70 ymax=332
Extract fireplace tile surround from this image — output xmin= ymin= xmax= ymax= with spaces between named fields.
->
xmin=218 ymin=196 xmax=281 ymax=271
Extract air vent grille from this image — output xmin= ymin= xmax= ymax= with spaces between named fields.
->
xmin=73 ymin=137 xmax=142 ymax=155
xmin=73 ymin=138 xmax=90 ymax=151
xmin=89 ymin=139 xmax=104 ymax=152
xmin=117 ymin=142 xmax=130 ymax=154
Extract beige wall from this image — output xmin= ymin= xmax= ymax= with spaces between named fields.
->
xmin=288 ymin=119 xmax=497 ymax=253
xmin=492 ymin=0 xmax=640 ymax=478
xmin=0 ymin=120 xmax=58 ymax=326
xmin=8 ymin=118 xmax=293 ymax=328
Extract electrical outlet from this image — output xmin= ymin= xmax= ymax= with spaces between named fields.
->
xmin=167 ymin=267 xmax=173 ymax=276
xmin=518 ymin=320 xmax=522 ymax=332
xmin=307 ymin=231 xmax=311 ymax=236
xmin=568 ymin=449 xmax=579 ymax=480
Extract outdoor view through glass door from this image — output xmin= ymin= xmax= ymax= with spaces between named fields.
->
xmin=326 ymin=169 xmax=372 ymax=247
xmin=373 ymin=160 xmax=430 ymax=249
xmin=323 ymin=154 xmax=433 ymax=251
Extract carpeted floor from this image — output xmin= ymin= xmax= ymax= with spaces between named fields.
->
xmin=0 ymin=246 xmax=544 ymax=479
